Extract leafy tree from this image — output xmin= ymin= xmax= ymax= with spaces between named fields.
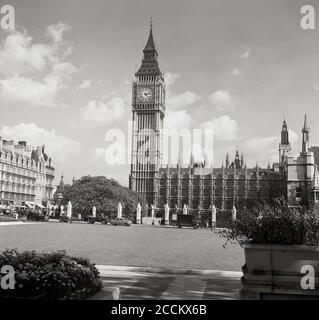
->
xmin=58 ymin=176 xmax=139 ymax=218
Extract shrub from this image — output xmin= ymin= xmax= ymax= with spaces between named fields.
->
xmin=0 ymin=249 xmax=102 ymax=300
xmin=219 ymin=201 xmax=319 ymax=247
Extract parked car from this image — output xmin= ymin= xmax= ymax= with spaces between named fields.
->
xmin=110 ymin=217 xmax=132 ymax=226
xmin=87 ymin=215 xmax=109 ymax=224
xmin=176 ymin=214 xmax=200 ymax=229
xmin=59 ymin=215 xmax=72 ymax=223
xmin=27 ymin=211 xmax=49 ymax=222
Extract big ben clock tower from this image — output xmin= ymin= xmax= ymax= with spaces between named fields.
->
xmin=129 ymin=22 xmax=165 ymax=205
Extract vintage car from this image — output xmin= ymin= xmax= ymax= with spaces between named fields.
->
xmin=109 ymin=217 xmax=132 ymax=226
xmin=87 ymin=215 xmax=109 ymax=224
xmin=176 ymin=214 xmax=200 ymax=229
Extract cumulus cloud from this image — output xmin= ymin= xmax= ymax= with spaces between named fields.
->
xmin=201 ymin=115 xmax=239 ymax=141
xmin=46 ymin=22 xmax=71 ymax=43
xmin=0 ymin=23 xmax=77 ymax=106
xmin=165 ymin=72 xmax=180 ymax=90
xmin=164 ymin=110 xmax=192 ymax=130
xmin=209 ymin=90 xmax=235 ymax=113
xmin=77 ymin=79 xmax=91 ymax=90
xmin=232 ymin=68 xmax=241 ymax=76
xmin=241 ymin=47 xmax=251 ymax=59
xmin=0 ymin=123 xmax=81 ymax=163
xmin=168 ymin=91 xmax=201 ymax=110
xmin=81 ymin=96 xmax=126 ymax=124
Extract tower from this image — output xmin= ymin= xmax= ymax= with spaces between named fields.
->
xmin=302 ymin=114 xmax=310 ymax=155
xmin=234 ymin=150 xmax=241 ymax=169
xmin=279 ymin=118 xmax=291 ymax=165
xmin=129 ymin=22 xmax=166 ymax=205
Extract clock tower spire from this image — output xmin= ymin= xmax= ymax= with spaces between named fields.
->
xmin=129 ymin=23 xmax=166 ymax=205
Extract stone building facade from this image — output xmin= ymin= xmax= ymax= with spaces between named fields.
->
xmin=0 ymin=137 xmax=55 ymax=209
xmin=129 ymin=25 xmax=319 ymax=213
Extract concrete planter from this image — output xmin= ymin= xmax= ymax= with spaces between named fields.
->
xmin=241 ymin=243 xmax=319 ymax=299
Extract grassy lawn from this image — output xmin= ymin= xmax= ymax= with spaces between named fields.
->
xmin=0 ymin=222 xmax=244 ymax=271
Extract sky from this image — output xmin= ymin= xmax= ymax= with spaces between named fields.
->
xmin=0 ymin=0 xmax=319 ymax=186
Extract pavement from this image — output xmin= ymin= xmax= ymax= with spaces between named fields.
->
xmin=95 ymin=265 xmax=242 ymax=300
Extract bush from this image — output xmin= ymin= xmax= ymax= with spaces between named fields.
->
xmin=219 ymin=201 xmax=319 ymax=247
xmin=0 ymin=249 xmax=102 ymax=300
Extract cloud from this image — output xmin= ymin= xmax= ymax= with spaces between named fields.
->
xmin=165 ymin=72 xmax=180 ymax=90
xmin=46 ymin=22 xmax=70 ymax=43
xmin=81 ymin=96 xmax=126 ymax=124
xmin=0 ymin=123 xmax=81 ymax=163
xmin=209 ymin=90 xmax=235 ymax=113
xmin=241 ymin=47 xmax=251 ymax=59
xmin=0 ymin=31 xmax=52 ymax=76
xmin=164 ymin=110 xmax=192 ymax=130
xmin=201 ymin=115 xmax=239 ymax=141
xmin=243 ymin=136 xmax=278 ymax=166
xmin=0 ymin=23 xmax=77 ymax=106
xmin=168 ymin=91 xmax=201 ymax=110
xmin=0 ymin=62 xmax=76 ymax=106
xmin=77 ymin=79 xmax=91 ymax=90
xmin=232 ymin=68 xmax=241 ymax=76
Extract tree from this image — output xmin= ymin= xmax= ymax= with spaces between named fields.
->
xmin=59 ymin=176 xmax=139 ymax=217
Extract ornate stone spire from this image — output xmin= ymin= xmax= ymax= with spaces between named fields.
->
xmin=312 ymin=164 xmax=319 ymax=189
xmin=302 ymin=114 xmax=310 ymax=154
xmin=135 ymin=20 xmax=161 ymax=76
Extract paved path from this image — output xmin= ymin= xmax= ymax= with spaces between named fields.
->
xmin=95 ymin=266 xmax=242 ymax=300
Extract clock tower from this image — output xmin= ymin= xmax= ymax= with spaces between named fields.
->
xmin=129 ymin=23 xmax=165 ymax=205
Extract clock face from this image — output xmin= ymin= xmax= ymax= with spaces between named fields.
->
xmin=138 ymin=87 xmax=153 ymax=102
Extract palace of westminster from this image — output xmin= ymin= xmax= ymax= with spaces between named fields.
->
xmin=129 ymin=24 xmax=319 ymax=212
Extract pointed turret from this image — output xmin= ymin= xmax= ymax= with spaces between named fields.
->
xmin=302 ymin=114 xmax=310 ymax=154
xmin=135 ymin=20 xmax=161 ymax=77
xmin=225 ymin=153 xmax=229 ymax=169
xmin=240 ymin=152 xmax=244 ymax=169
xmin=279 ymin=117 xmax=291 ymax=164
xmin=312 ymin=164 xmax=319 ymax=189
xmin=59 ymin=174 xmax=64 ymax=187
xmin=234 ymin=150 xmax=241 ymax=169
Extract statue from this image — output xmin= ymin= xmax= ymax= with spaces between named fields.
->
xmin=136 ymin=203 xmax=141 ymax=224
xmin=164 ymin=203 xmax=170 ymax=225
xmin=211 ymin=204 xmax=217 ymax=228
xmin=46 ymin=201 xmax=52 ymax=216
xmin=183 ymin=204 xmax=188 ymax=215
xmin=151 ymin=204 xmax=155 ymax=218
xmin=232 ymin=204 xmax=237 ymax=221
xmin=117 ymin=202 xmax=122 ymax=219
xmin=66 ymin=201 xmax=72 ymax=219
xmin=92 ymin=206 xmax=96 ymax=218
xmin=60 ymin=205 xmax=64 ymax=216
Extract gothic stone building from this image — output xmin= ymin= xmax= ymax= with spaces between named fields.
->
xmin=129 ymin=25 xmax=319 ymax=213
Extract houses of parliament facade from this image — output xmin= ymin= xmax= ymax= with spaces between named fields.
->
xmin=129 ymin=25 xmax=319 ymax=212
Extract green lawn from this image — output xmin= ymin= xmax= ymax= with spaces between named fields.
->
xmin=0 ymin=221 xmax=244 ymax=271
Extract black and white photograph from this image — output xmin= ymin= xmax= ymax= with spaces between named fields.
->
xmin=0 ymin=0 xmax=319 ymax=313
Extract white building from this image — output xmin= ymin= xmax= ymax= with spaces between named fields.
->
xmin=0 ymin=138 xmax=55 ymax=210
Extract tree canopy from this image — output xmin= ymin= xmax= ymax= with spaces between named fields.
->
xmin=58 ymin=176 xmax=139 ymax=216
